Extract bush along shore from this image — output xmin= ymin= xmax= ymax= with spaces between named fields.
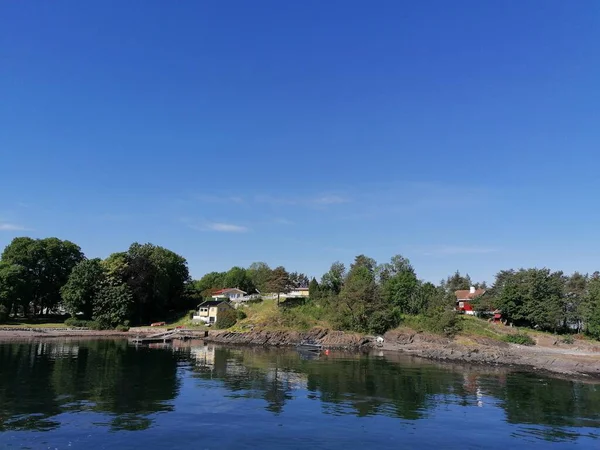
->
xmin=1 ymin=236 xmax=600 ymax=377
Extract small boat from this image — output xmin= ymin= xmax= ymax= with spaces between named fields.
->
xmin=296 ymin=339 xmax=323 ymax=352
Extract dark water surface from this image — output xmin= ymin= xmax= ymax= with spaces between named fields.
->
xmin=0 ymin=340 xmax=599 ymax=449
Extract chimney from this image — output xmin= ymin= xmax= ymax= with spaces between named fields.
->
xmin=470 ymin=286 xmax=476 ymax=294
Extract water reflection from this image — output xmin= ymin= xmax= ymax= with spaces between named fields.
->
xmin=0 ymin=340 xmax=599 ymax=444
xmin=0 ymin=340 xmax=181 ymax=432
xmin=185 ymin=344 xmax=600 ymax=441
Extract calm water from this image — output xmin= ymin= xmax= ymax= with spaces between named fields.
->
xmin=0 ymin=340 xmax=599 ymax=449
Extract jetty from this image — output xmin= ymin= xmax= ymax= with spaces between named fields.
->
xmin=130 ymin=329 xmax=207 ymax=345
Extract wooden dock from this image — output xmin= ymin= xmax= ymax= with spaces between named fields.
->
xmin=130 ymin=329 xmax=207 ymax=345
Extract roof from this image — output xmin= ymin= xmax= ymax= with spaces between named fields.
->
xmin=455 ymin=288 xmax=486 ymax=300
xmin=292 ymin=287 xmax=309 ymax=291
xmin=198 ymin=300 xmax=232 ymax=308
xmin=212 ymin=288 xmax=247 ymax=295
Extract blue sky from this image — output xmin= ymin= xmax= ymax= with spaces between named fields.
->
xmin=1 ymin=1 xmax=599 ymax=283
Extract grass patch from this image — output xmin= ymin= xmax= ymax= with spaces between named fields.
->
xmin=459 ymin=315 xmax=507 ymax=341
xmin=503 ymin=332 xmax=535 ymax=346
xmin=2 ymin=318 xmax=69 ymax=328
xmin=233 ymin=298 xmax=331 ymax=331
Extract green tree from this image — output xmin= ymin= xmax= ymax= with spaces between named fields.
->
xmin=289 ymin=272 xmax=309 ymax=288
xmin=491 ymin=268 xmax=566 ymax=331
xmin=247 ymin=262 xmax=272 ymax=293
xmin=215 ymin=308 xmax=237 ymax=329
xmin=407 ymin=281 xmax=440 ymax=315
xmin=585 ymin=275 xmax=600 ymax=339
xmin=60 ymin=259 xmax=106 ymax=319
xmin=1 ymin=237 xmax=84 ymax=315
xmin=320 ymin=262 xmax=346 ymax=295
xmin=380 ymin=255 xmax=419 ymax=313
xmin=193 ymin=271 xmax=226 ymax=297
xmin=564 ymin=272 xmax=588 ymax=332
xmin=93 ymin=282 xmax=134 ymax=329
xmin=0 ymin=262 xmax=29 ymax=317
xmin=423 ymin=286 xmax=461 ymax=336
xmin=223 ymin=266 xmax=255 ymax=293
xmin=350 ymin=255 xmax=377 ymax=273
xmin=308 ymin=277 xmax=320 ymax=299
xmin=335 ymin=260 xmax=395 ymax=333
xmin=441 ymin=271 xmax=472 ymax=293
xmin=109 ymin=243 xmax=190 ymax=324
xmin=267 ymin=266 xmax=291 ymax=306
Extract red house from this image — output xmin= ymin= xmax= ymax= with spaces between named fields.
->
xmin=455 ymin=286 xmax=486 ymax=315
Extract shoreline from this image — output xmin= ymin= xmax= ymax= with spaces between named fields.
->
xmin=1 ymin=327 xmax=599 ymax=380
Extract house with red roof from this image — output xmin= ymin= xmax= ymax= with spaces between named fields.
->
xmin=455 ymin=286 xmax=486 ymax=315
xmin=211 ymin=288 xmax=247 ymax=302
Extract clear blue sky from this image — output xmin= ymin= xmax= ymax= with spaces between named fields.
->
xmin=1 ymin=1 xmax=599 ymax=283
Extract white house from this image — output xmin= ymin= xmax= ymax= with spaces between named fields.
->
xmin=285 ymin=287 xmax=310 ymax=298
xmin=211 ymin=288 xmax=247 ymax=301
xmin=193 ymin=300 xmax=234 ymax=324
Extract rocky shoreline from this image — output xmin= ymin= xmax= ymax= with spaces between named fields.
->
xmin=204 ymin=327 xmax=600 ymax=379
xmin=1 ymin=326 xmax=599 ymax=379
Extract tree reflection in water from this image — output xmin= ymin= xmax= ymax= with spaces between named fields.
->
xmin=0 ymin=340 xmax=599 ymax=443
xmin=0 ymin=340 xmax=181 ymax=432
xmin=186 ymin=344 xmax=600 ymax=441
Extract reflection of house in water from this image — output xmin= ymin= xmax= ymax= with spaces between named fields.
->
xmin=38 ymin=342 xmax=80 ymax=359
xmin=190 ymin=345 xmax=217 ymax=369
xmin=188 ymin=345 xmax=308 ymax=391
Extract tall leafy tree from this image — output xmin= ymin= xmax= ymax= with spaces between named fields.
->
xmin=247 ymin=262 xmax=272 ymax=293
xmin=379 ymin=255 xmax=419 ymax=313
xmin=336 ymin=263 xmax=392 ymax=333
xmin=308 ymin=277 xmax=320 ymax=299
xmin=491 ymin=268 xmax=566 ymax=331
xmin=320 ymin=262 xmax=346 ymax=296
xmin=564 ymin=272 xmax=588 ymax=332
xmin=93 ymin=282 xmax=134 ymax=329
xmin=289 ymin=272 xmax=309 ymax=288
xmin=585 ymin=274 xmax=600 ymax=339
xmin=223 ymin=266 xmax=255 ymax=293
xmin=193 ymin=271 xmax=226 ymax=297
xmin=0 ymin=262 xmax=29 ymax=318
xmin=1 ymin=237 xmax=84 ymax=315
xmin=107 ymin=243 xmax=190 ymax=324
xmin=61 ymin=259 xmax=106 ymax=319
xmin=441 ymin=271 xmax=472 ymax=293
xmin=267 ymin=266 xmax=291 ymax=306
xmin=350 ymin=255 xmax=377 ymax=274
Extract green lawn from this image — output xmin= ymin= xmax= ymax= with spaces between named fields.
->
xmin=2 ymin=318 xmax=69 ymax=328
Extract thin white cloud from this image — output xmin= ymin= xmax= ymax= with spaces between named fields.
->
xmin=0 ymin=222 xmax=28 ymax=231
xmin=183 ymin=219 xmax=249 ymax=233
xmin=207 ymin=222 xmax=248 ymax=232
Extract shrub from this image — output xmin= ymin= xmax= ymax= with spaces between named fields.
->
xmin=115 ymin=324 xmax=130 ymax=332
xmin=64 ymin=318 xmax=105 ymax=330
xmin=561 ymin=335 xmax=574 ymax=345
xmin=0 ymin=305 xmax=8 ymax=323
xmin=188 ymin=309 xmax=197 ymax=319
xmin=424 ymin=307 xmax=462 ymax=336
xmin=236 ymin=309 xmax=247 ymax=320
xmin=367 ymin=308 xmax=402 ymax=335
xmin=504 ymin=333 xmax=535 ymax=346
xmin=65 ymin=318 xmax=89 ymax=328
xmin=215 ymin=309 xmax=237 ymax=329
